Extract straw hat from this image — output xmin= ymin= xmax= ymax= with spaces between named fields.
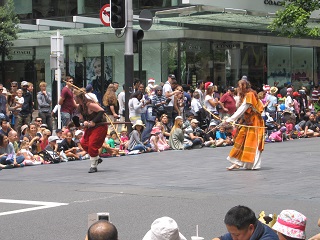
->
xmin=270 ymin=87 xmax=278 ymax=95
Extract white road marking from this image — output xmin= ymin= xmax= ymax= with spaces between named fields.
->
xmin=0 ymin=199 xmax=69 ymax=216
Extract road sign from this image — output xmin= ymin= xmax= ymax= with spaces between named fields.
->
xmin=100 ymin=4 xmax=111 ymax=27
xmin=139 ymin=9 xmax=153 ymax=30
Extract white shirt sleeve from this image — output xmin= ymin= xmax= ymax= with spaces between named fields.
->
xmin=226 ymin=98 xmax=250 ymax=122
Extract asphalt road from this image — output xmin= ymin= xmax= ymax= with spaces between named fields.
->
xmin=0 ymin=138 xmax=319 ymax=240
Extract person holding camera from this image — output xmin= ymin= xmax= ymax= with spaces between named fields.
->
xmin=184 ymin=118 xmax=205 ymax=148
xmin=24 ymin=123 xmax=42 ymax=155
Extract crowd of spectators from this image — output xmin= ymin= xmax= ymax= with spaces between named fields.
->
xmin=0 ymin=76 xmax=320 ymax=170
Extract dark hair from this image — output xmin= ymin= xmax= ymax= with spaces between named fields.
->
xmin=110 ymin=131 xmax=117 ymax=136
xmin=130 ymin=90 xmax=142 ymax=99
xmin=224 ymin=205 xmax=257 ymax=230
xmin=0 ymin=134 xmax=5 ymax=146
xmin=134 ymin=79 xmax=140 ymax=86
xmin=87 ymin=220 xmax=118 ymax=240
xmin=196 ymin=80 xmax=204 ymax=87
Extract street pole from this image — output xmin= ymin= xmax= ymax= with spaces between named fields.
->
xmin=56 ymin=30 xmax=62 ymax=129
xmin=124 ymin=0 xmax=133 ymax=131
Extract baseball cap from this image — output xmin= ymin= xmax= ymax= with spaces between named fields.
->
xmin=168 ymin=74 xmax=176 ymax=79
xmin=228 ymin=86 xmax=235 ymax=91
xmin=85 ymin=84 xmax=93 ymax=92
xmin=21 ymin=81 xmax=28 ymax=86
xmin=48 ymin=136 xmax=59 ymax=142
xmin=75 ymin=130 xmax=83 ymax=136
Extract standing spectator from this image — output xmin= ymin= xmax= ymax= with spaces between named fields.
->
xmin=194 ymin=80 xmax=205 ymax=105
xmin=85 ymin=84 xmax=98 ymax=103
xmin=133 ymin=78 xmax=141 ymax=92
xmin=0 ymin=119 xmax=12 ymax=136
xmin=58 ymin=76 xmax=77 ymax=127
xmin=16 ymin=81 xmax=33 ymax=134
xmin=266 ymin=86 xmax=278 ymax=121
xmin=117 ymin=84 xmax=126 ymax=127
xmin=204 ymin=85 xmax=219 ymax=118
xmin=128 ymin=90 xmax=144 ymax=125
xmin=190 ymin=91 xmax=202 ymax=120
xmin=312 ymin=85 xmax=320 ymax=102
xmin=0 ymin=84 xmax=8 ymax=120
xmin=103 ymin=83 xmax=119 ymax=133
xmin=145 ymin=78 xmax=156 ymax=96
xmin=7 ymin=90 xmax=20 ymax=128
xmin=173 ymin=86 xmax=185 ymax=120
xmin=9 ymin=81 xmax=18 ymax=97
xmin=219 ymin=86 xmax=236 ymax=119
xmin=279 ymin=82 xmax=289 ymax=97
xmin=163 ymin=74 xmax=180 ymax=125
xmin=37 ymin=81 xmax=52 ymax=131
xmin=151 ymin=86 xmax=167 ymax=120
xmin=285 ymin=88 xmax=294 ymax=111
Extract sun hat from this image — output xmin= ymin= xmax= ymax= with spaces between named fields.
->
xmin=272 ymin=210 xmax=307 ymax=239
xmin=270 ymin=86 xmax=278 ymax=95
xmin=75 ymin=130 xmax=83 ymax=136
xmin=132 ymin=120 xmax=145 ymax=129
xmin=142 ymin=216 xmax=187 ymax=240
xmin=21 ymin=125 xmax=28 ymax=133
xmin=150 ymin=127 xmax=161 ymax=135
xmin=48 ymin=136 xmax=59 ymax=142
xmin=204 ymin=82 xmax=213 ymax=90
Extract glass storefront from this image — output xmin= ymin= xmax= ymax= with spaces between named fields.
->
xmin=268 ymin=45 xmax=314 ymax=89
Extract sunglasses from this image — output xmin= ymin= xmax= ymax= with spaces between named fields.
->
xmin=36 ymin=120 xmax=42 ymax=122
xmin=0 ymin=89 xmax=3 ymax=91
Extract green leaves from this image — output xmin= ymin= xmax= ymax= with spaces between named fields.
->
xmin=0 ymin=0 xmax=19 ymax=59
xmin=268 ymin=0 xmax=320 ymax=38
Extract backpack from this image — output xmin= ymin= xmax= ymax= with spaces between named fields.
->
xmin=38 ymin=150 xmax=61 ymax=164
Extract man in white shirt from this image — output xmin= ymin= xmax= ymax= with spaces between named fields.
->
xmin=162 ymin=74 xmax=179 ymax=125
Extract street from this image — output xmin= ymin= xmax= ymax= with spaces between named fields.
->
xmin=0 ymin=138 xmax=319 ymax=240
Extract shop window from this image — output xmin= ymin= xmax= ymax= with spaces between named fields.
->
xmin=291 ymin=47 xmax=313 ymax=89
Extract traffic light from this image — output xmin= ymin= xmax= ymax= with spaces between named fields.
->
xmin=133 ymin=29 xmax=144 ymax=53
xmin=110 ymin=0 xmax=126 ymax=29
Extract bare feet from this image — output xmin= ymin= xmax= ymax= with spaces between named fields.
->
xmin=226 ymin=164 xmax=240 ymax=170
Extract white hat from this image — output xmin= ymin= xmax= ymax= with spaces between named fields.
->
xmin=48 ymin=136 xmax=59 ymax=142
xmin=75 ymin=130 xmax=83 ymax=136
xmin=191 ymin=119 xmax=199 ymax=124
xmin=132 ymin=120 xmax=145 ymax=129
xmin=142 ymin=217 xmax=187 ymax=240
xmin=85 ymin=93 xmax=98 ymax=102
xmin=21 ymin=81 xmax=29 ymax=86
xmin=175 ymin=116 xmax=183 ymax=121
xmin=21 ymin=124 xmax=28 ymax=133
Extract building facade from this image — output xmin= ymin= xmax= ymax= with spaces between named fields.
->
xmin=2 ymin=0 xmax=320 ymax=102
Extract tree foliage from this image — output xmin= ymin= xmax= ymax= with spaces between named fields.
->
xmin=0 ymin=0 xmax=19 ymax=59
xmin=268 ymin=0 xmax=320 ymax=38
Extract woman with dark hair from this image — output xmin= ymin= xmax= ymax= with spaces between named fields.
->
xmin=0 ymin=133 xmax=24 ymax=168
xmin=128 ymin=90 xmax=144 ymax=125
xmin=102 ymin=83 xmax=119 ymax=133
xmin=225 ymin=79 xmax=265 ymax=170
xmin=75 ymin=90 xmax=108 ymax=173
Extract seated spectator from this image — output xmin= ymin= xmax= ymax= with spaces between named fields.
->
xmin=0 ymin=119 xmax=12 ymax=136
xmin=74 ymin=130 xmax=88 ymax=159
xmin=8 ymin=130 xmax=20 ymax=155
xmin=58 ymin=131 xmax=80 ymax=160
xmin=150 ymin=127 xmax=170 ymax=152
xmin=55 ymin=128 xmax=64 ymax=144
xmin=142 ymin=216 xmax=186 ymax=240
xmin=160 ymin=114 xmax=172 ymax=139
xmin=0 ymin=133 xmax=24 ymax=168
xmin=20 ymin=124 xmax=29 ymax=141
xmin=169 ymin=116 xmax=191 ymax=150
xmin=86 ymin=220 xmax=118 ymax=240
xmin=203 ymin=120 xmax=218 ymax=147
xmin=20 ymin=138 xmax=44 ymax=166
xmin=39 ymin=129 xmax=51 ymax=151
xmin=119 ymin=127 xmax=129 ymax=150
xmin=182 ymin=112 xmax=194 ymax=130
xmin=106 ymin=131 xmax=120 ymax=157
xmin=212 ymin=205 xmax=278 ymax=240
xmin=44 ymin=136 xmax=62 ymax=163
xmin=190 ymin=91 xmax=202 ymax=119
xmin=304 ymin=113 xmax=320 ymax=137
xmin=269 ymin=126 xmax=286 ymax=142
xmin=24 ymin=123 xmax=42 ymax=155
xmin=127 ymin=120 xmax=151 ymax=153
xmin=215 ymin=125 xmax=232 ymax=147
xmin=272 ymin=209 xmax=306 ymax=240
xmin=184 ymin=119 xmax=204 ymax=148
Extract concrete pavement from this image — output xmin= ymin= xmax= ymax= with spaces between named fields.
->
xmin=0 ymin=138 xmax=319 ymax=240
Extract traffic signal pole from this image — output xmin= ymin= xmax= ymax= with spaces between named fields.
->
xmin=124 ymin=0 xmax=133 ymax=130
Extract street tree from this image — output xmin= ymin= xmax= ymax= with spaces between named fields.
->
xmin=0 ymin=0 xmax=19 ymax=81
xmin=268 ymin=0 xmax=320 ymax=38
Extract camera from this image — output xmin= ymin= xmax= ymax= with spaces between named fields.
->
xmin=97 ymin=212 xmax=110 ymax=222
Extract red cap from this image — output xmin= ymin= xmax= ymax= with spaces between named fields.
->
xmin=205 ymin=82 xmax=213 ymax=90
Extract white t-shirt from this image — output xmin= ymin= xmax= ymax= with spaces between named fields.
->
xmin=204 ymin=95 xmax=217 ymax=112
xmin=162 ymin=82 xmax=174 ymax=107
xmin=285 ymin=95 xmax=294 ymax=111
xmin=15 ymin=96 xmax=24 ymax=111
xmin=117 ymin=91 xmax=125 ymax=115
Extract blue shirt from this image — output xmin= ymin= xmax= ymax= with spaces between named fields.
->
xmin=216 ymin=130 xmax=226 ymax=140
